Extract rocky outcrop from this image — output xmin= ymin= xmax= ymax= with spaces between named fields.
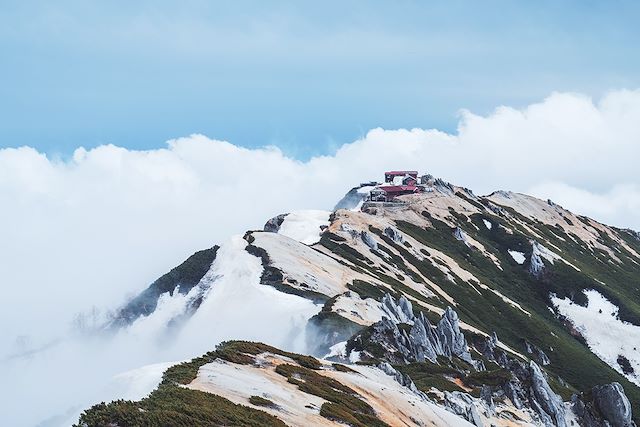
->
xmin=444 ymin=391 xmax=484 ymax=427
xmin=528 ymin=241 xmax=548 ymax=277
xmin=572 ymin=382 xmax=636 ymax=427
xmin=592 ymin=383 xmax=635 ymax=427
xmin=525 ymin=340 xmax=551 ymax=366
xmin=454 ymin=227 xmax=472 ymax=247
xmin=384 ymin=226 xmax=404 ymax=243
xmin=475 ymin=333 xmax=569 ymax=426
xmin=348 ymin=294 xmax=478 ymax=367
xmin=360 ymin=230 xmax=379 ymax=250
xmin=529 ymin=361 xmax=566 ymax=427
xmin=380 ymin=293 xmax=414 ymax=324
xmin=263 ymin=213 xmax=289 ymax=233
xmin=378 ymin=362 xmax=426 ymax=397
xmin=433 ymin=178 xmax=455 ymax=196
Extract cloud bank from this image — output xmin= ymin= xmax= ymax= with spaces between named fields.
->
xmin=1 ymin=89 xmax=639 ymax=426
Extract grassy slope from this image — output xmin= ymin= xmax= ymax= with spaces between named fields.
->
xmin=75 ymin=341 xmax=389 ymax=427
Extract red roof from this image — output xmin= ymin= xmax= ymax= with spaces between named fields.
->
xmin=385 ymin=170 xmax=418 ymax=176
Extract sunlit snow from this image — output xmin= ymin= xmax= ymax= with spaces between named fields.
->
xmin=508 ymin=250 xmax=526 ymax=264
xmin=277 ymin=210 xmax=331 ymax=245
xmin=553 ymin=290 xmax=640 ymax=386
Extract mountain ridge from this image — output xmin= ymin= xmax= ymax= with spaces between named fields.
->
xmin=79 ymin=173 xmax=640 ymax=427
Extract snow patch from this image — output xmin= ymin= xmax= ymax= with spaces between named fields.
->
xmin=482 ymin=219 xmax=493 ymax=230
xmin=324 ymin=341 xmax=347 ymax=359
xmin=508 ymin=250 xmax=526 ymax=264
xmin=552 ymin=290 xmax=640 ymax=386
xmin=277 ymin=210 xmax=331 ymax=245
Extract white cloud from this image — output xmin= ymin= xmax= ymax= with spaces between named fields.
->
xmin=1 ymin=89 xmax=640 ymax=426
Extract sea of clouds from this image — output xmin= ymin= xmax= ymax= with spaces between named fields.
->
xmin=1 ymin=90 xmax=639 ymax=426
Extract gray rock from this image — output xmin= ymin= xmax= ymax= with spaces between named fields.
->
xmin=453 ymin=227 xmax=471 ymax=247
xmin=360 ymin=231 xmax=378 ymax=250
xmin=480 ymin=385 xmax=495 ymax=417
xmin=356 ymin=296 xmax=479 ymax=367
xmin=381 ymin=293 xmax=414 ymax=324
xmin=378 ymin=362 xmax=426 ymax=398
xmin=504 ymin=380 xmax=525 ymax=409
xmin=444 ymin=392 xmax=484 ymax=427
xmin=384 ymin=226 xmax=404 ymax=243
xmin=437 ymin=307 xmax=474 ymax=364
xmin=434 ymin=178 xmax=455 ymax=196
xmin=592 ymin=383 xmax=635 ymax=427
xmin=525 ymin=340 xmax=551 ymax=366
xmin=528 ymin=241 xmax=551 ymax=278
xmin=529 ymin=361 xmax=567 ymax=427
xmin=263 ymin=213 xmax=289 ymax=233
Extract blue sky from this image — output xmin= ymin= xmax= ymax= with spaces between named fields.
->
xmin=1 ymin=0 xmax=639 ymax=159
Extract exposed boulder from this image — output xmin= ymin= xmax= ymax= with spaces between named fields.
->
xmin=263 ymin=213 xmax=289 ymax=233
xmin=592 ymin=383 xmax=635 ymax=427
xmin=437 ymin=308 xmax=475 ymax=365
xmin=528 ymin=240 xmax=562 ymax=278
xmin=572 ymin=382 xmax=636 ymax=427
xmin=340 ymin=223 xmax=359 ymax=239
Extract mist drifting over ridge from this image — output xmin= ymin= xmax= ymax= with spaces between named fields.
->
xmin=2 ymin=90 xmax=640 ymax=426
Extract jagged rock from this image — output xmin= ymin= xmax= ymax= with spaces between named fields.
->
xmin=384 ymin=226 xmax=404 ymax=243
xmin=360 ymin=231 xmax=378 ymax=250
xmin=381 ymin=293 xmax=414 ymax=324
xmin=476 ymin=332 xmax=509 ymax=370
xmin=592 ymin=383 xmax=635 ymax=427
xmin=572 ymin=383 xmax=636 ymax=427
xmin=350 ymin=295 xmax=479 ymax=368
xmin=525 ymin=340 xmax=551 ymax=366
xmin=453 ymin=227 xmax=471 ymax=247
xmin=480 ymin=385 xmax=495 ymax=417
xmin=529 ymin=242 xmax=546 ymax=277
xmin=263 ymin=213 xmax=289 ymax=233
xmin=529 ymin=361 xmax=567 ymax=427
xmin=434 ymin=178 xmax=455 ymax=196
xmin=444 ymin=391 xmax=484 ymax=427
xmin=437 ymin=308 xmax=475 ymax=365
xmin=503 ymin=380 xmax=525 ymax=409
xmin=528 ymin=240 xmax=561 ymax=278
xmin=462 ymin=187 xmax=478 ymax=199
